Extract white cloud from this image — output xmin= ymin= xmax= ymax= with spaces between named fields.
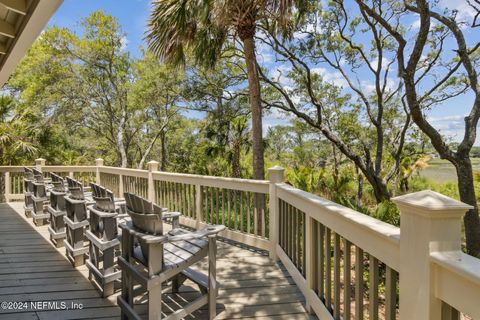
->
xmin=271 ymin=64 xmax=294 ymax=88
xmin=120 ymin=36 xmax=129 ymax=51
xmin=411 ymin=18 xmax=421 ymax=30
xmin=428 ymin=115 xmax=466 ymax=122
xmin=370 ymin=57 xmax=392 ymax=71
xmin=311 ymin=67 xmax=349 ymax=87
xmin=439 ymin=0 xmax=476 ymax=22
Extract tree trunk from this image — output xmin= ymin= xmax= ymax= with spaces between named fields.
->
xmin=356 ymin=166 xmax=363 ymax=207
xmin=242 ymin=34 xmax=265 ymax=235
xmin=117 ymin=129 xmax=128 ymax=168
xmin=160 ymin=130 xmax=167 ymax=171
xmin=232 ymin=140 xmax=241 ymax=178
xmin=138 ymin=131 xmax=162 ymax=169
xmin=242 ymin=36 xmax=264 ymax=180
xmin=363 ymin=171 xmax=390 ymax=203
xmin=456 ymin=158 xmax=480 ymax=257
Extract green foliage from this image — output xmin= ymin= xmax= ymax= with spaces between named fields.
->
xmin=374 ymin=201 xmax=400 ymax=226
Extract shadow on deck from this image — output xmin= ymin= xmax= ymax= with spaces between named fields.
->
xmin=0 ymin=203 xmax=316 ymax=320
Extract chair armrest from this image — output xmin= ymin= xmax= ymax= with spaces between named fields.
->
xmin=167 ymin=225 xmax=225 ymax=242
xmin=162 ymin=211 xmax=180 ymax=220
xmin=162 ymin=211 xmax=181 ymax=228
xmin=119 ymin=222 xmax=168 ymax=244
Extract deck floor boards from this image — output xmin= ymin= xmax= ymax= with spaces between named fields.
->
xmin=0 ymin=203 xmax=316 ymax=319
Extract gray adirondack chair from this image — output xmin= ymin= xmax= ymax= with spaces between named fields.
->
xmin=86 ymin=183 xmax=122 ymax=297
xmin=64 ymin=177 xmax=89 ymax=267
xmin=118 ymin=192 xmax=225 ymax=320
xmin=31 ymin=170 xmax=49 ymax=226
xmin=47 ymin=173 xmax=68 ymax=247
xmin=23 ymin=168 xmax=34 ymax=217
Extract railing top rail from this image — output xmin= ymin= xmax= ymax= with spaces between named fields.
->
xmin=152 ymin=170 xmax=269 ymax=194
xmin=99 ymin=166 xmax=149 ymax=178
xmin=431 ymin=251 xmax=480 ymax=287
xmin=42 ymin=165 xmax=97 ymax=172
xmin=0 ymin=165 xmax=98 ymax=173
xmin=277 ymin=182 xmax=400 ymax=270
xmin=0 ymin=166 xmax=25 ymax=173
xmin=431 ymin=251 xmax=480 ymax=318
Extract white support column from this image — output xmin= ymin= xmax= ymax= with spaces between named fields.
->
xmin=4 ymin=171 xmax=10 ymax=203
xmin=392 ymin=190 xmax=472 ymax=320
xmin=119 ymin=175 xmax=124 ymax=198
xmin=35 ymin=158 xmax=45 ymax=172
xmin=195 ymin=184 xmax=203 ymax=229
xmin=95 ymin=158 xmax=104 ymax=184
xmin=268 ymin=166 xmax=284 ymax=260
xmin=147 ymin=161 xmax=159 ymax=202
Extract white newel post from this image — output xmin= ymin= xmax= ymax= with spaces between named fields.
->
xmin=392 ymin=190 xmax=472 ymax=320
xmin=147 ymin=161 xmax=159 ymax=202
xmin=4 ymin=172 xmax=10 ymax=203
xmin=35 ymin=158 xmax=46 ymax=172
xmin=268 ymin=166 xmax=284 ymax=260
xmin=195 ymin=184 xmax=202 ymax=229
xmin=95 ymin=158 xmax=104 ymax=184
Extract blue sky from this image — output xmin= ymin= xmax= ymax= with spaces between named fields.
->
xmin=47 ymin=0 xmax=480 ymax=145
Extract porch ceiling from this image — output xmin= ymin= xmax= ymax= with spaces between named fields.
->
xmin=0 ymin=0 xmax=63 ymax=87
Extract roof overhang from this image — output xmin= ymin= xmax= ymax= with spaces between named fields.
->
xmin=0 ymin=0 xmax=63 ymax=87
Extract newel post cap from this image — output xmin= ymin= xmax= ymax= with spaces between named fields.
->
xmin=147 ymin=161 xmax=159 ymax=172
xmin=95 ymin=158 xmax=104 ymax=166
xmin=392 ymin=190 xmax=472 ymax=219
xmin=35 ymin=158 xmax=46 ymax=165
xmin=268 ymin=166 xmax=285 ymax=183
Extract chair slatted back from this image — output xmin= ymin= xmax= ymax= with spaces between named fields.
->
xmin=124 ymin=192 xmax=164 ymax=235
xmin=66 ymin=177 xmax=85 ymax=200
xmin=32 ymin=168 xmax=44 ymax=183
xmin=50 ymin=173 xmax=66 ymax=192
xmin=65 ymin=177 xmax=87 ymax=222
xmin=49 ymin=173 xmax=66 ymax=211
xmin=90 ymin=183 xmax=118 ymax=240
xmin=91 ymin=183 xmax=115 ymax=212
xmin=33 ymin=180 xmax=47 ymax=198
xmin=23 ymin=168 xmax=34 ymax=193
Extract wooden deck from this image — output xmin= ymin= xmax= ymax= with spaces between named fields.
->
xmin=0 ymin=203 xmax=316 ymax=320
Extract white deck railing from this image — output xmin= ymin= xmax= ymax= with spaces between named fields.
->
xmin=0 ymin=158 xmax=479 ymax=320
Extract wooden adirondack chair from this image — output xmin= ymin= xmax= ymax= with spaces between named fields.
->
xmin=64 ymin=177 xmax=89 ymax=267
xmin=23 ymin=168 xmax=34 ymax=217
xmin=31 ymin=170 xmax=49 ymax=226
xmin=118 ymin=192 xmax=225 ymax=320
xmin=85 ymin=183 xmax=122 ymax=297
xmin=47 ymin=173 xmax=68 ymax=247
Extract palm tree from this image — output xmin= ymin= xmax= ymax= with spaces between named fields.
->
xmin=146 ymin=0 xmax=308 ymax=182
xmin=146 ymin=0 xmax=308 ymax=235
xmin=205 ymin=114 xmax=250 ymax=178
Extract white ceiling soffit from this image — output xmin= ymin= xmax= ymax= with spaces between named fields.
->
xmin=0 ymin=0 xmax=64 ymax=87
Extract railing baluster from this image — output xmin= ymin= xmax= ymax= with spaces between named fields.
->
xmin=355 ymin=247 xmax=364 ymax=320
xmin=233 ymin=190 xmax=238 ymax=230
xmin=369 ymin=254 xmax=379 ymax=320
xmin=302 ymin=211 xmax=306 ymax=276
xmin=334 ymin=233 xmax=341 ymax=318
xmin=227 ymin=189 xmax=231 ymax=228
xmin=292 ymin=204 xmax=297 ymax=265
xmin=215 ymin=188 xmax=219 ymax=225
xmin=441 ymin=302 xmax=460 ymax=320
xmin=240 ymin=191 xmax=244 ymax=231
xmin=221 ymin=189 xmax=225 ymax=225
xmin=247 ymin=191 xmax=251 ymax=234
xmin=318 ymin=223 xmax=325 ymax=301
xmin=344 ymin=239 xmax=352 ymax=320
xmin=325 ymin=227 xmax=332 ymax=311
xmin=210 ymin=187 xmax=214 ymax=224
xmin=385 ymin=266 xmax=397 ymax=320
